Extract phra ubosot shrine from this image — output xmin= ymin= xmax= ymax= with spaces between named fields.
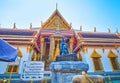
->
xmin=0 ymin=7 xmax=120 ymax=83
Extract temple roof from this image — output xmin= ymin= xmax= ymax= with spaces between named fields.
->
xmin=0 ymin=29 xmax=37 ymax=44
xmin=41 ymin=9 xmax=71 ymax=30
xmin=78 ymin=32 xmax=120 ymax=39
xmin=40 ymin=29 xmax=74 ymax=37
xmin=77 ymin=32 xmax=120 ymax=46
xmin=0 ymin=29 xmax=36 ymax=36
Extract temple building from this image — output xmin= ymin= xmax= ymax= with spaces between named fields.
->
xmin=0 ymin=7 xmax=120 ymax=82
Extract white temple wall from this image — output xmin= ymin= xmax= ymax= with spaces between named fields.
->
xmin=0 ymin=62 xmax=8 ymax=74
xmin=17 ymin=45 xmax=29 ymax=73
xmin=116 ymin=48 xmax=120 ymax=65
xmin=103 ymin=49 xmax=113 ymax=72
xmin=84 ymin=48 xmax=94 ymax=72
xmin=83 ymin=47 xmax=117 ymax=72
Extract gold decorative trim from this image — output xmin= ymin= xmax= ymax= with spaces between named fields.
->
xmin=91 ymin=49 xmax=104 ymax=72
xmin=41 ymin=9 xmax=70 ymax=30
xmin=91 ymin=49 xmax=101 ymax=58
xmin=108 ymin=50 xmax=118 ymax=58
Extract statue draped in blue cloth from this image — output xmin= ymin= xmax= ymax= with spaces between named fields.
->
xmin=60 ymin=38 xmax=69 ymax=55
xmin=56 ymin=38 xmax=78 ymax=61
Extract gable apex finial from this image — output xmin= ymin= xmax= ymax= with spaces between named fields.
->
xmin=56 ymin=3 xmax=58 ymax=10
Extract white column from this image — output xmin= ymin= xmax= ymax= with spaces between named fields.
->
xmin=49 ymin=37 xmax=55 ymax=61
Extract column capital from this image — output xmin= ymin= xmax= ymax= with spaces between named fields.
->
xmin=70 ymin=38 xmax=73 ymax=43
xmin=40 ymin=37 xmax=44 ymax=42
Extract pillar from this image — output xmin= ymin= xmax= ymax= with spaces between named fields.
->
xmin=70 ymin=38 xmax=73 ymax=53
xmin=49 ymin=37 xmax=55 ymax=61
xmin=40 ymin=37 xmax=44 ymax=61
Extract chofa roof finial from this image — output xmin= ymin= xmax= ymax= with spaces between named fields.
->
xmin=56 ymin=3 xmax=58 ymax=10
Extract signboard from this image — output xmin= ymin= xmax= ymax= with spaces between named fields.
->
xmin=21 ymin=61 xmax=44 ymax=80
xmin=43 ymin=71 xmax=51 ymax=79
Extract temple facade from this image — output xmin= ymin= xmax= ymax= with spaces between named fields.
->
xmin=0 ymin=8 xmax=120 ymax=82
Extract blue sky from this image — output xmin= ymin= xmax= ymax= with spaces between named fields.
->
xmin=0 ymin=0 xmax=120 ymax=33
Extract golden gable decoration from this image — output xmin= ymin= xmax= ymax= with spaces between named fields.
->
xmin=41 ymin=9 xmax=71 ymax=30
xmin=108 ymin=50 xmax=118 ymax=58
xmin=91 ymin=49 xmax=101 ymax=58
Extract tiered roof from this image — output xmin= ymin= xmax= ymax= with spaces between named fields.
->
xmin=40 ymin=29 xmax=74 ymax=37
xmin=41 ymin=9 xmax=71 ymax=30
xmin=78 ymin=32 xmax=119 ymax=39
xmin=77 ymin=32 xmax=120 ymax=46
xmin=0 ymin=29 xmax=37 ymax=44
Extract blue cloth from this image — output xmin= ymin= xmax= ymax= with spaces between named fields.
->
xmin=0 ymin=39 xmax=18 ymax=61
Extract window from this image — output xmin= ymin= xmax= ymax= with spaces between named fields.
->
xmin=109 ymin=58 xmax=119 ymax=71
xmin=91 ymin=49 xmax=104 ymax=72
xmin=5 ymin=65 xmax=18 ymax=74
xmin=109 ymin=57 xmax=120 ymax=71
xmin=92 ymin=58 xmax=103 ymax=71
xmin=108 ymin=50 xmax=120 ymax=71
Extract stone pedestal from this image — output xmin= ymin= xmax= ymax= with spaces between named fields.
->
xmin=50 ymin=61 xmax=89 ymax=83
xmin=56 ymin=53 xmax=78 ymax=61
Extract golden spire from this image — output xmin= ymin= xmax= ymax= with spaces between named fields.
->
xmin=13 ymin=23 xmax=16 ymax=29
xmin=94 ymin=27 xmax=96 ymax=32
xmin=0 ymin=24 xmax=1 ymax=28
xmin=56 ymin=3 xmax=58 ymax=10
xmin=70 ymin=23 xmax=72 ymax=27
xmin=108 ymin=28 xmax=111 ymax=33
xmin=116 ymin=28 xmax=118 ymax=33
xmin=30 ymin=23 xmax=32 ymax=29
xmin=41 ymin=21 xmax=43 ymax=27
xmin=80 ymin=26 xmax=82 ymax=31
